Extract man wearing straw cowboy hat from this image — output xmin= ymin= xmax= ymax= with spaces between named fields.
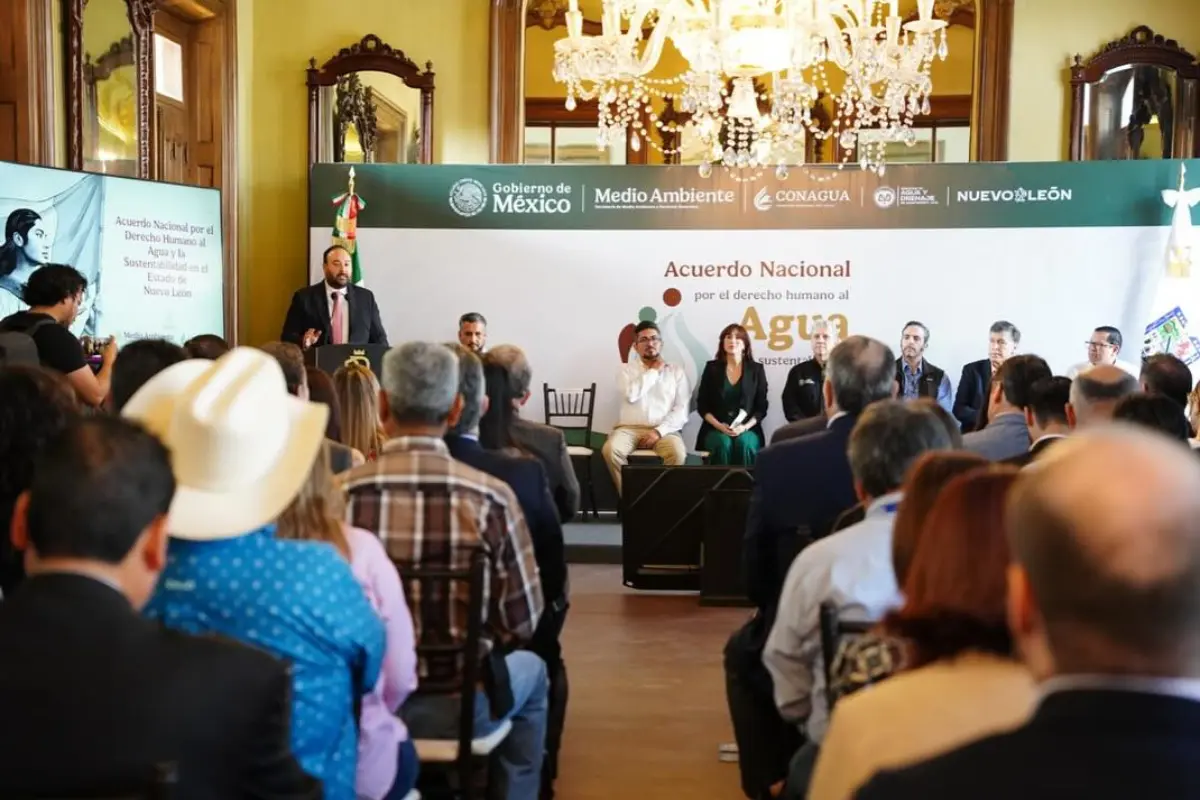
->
xmin=123 ymin=347 xmax=387 ymax=800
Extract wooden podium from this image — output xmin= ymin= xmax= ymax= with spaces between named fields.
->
xmin=305 ymin=344 xmax=388 ymax=379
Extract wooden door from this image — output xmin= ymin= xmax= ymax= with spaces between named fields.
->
xmin=0 ymin=0 xmax=32 ymax=162
xmin=156 ymin=101 xmax=189 ymax=183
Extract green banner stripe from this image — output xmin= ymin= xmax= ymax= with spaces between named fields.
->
xmin=309 ymin=161 xmax=1198 ymax=231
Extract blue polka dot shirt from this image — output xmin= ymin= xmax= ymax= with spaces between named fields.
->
xmin=143 ymin=525 xmax=386 ymax=800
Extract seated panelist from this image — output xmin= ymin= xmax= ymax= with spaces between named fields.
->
xmin=280 ymin=245 xmax=389 ymax=349
xmin=601 ymin=320 xmax=690 ymax=495
xmin=697 ymin=323 xmax=768 ymax=466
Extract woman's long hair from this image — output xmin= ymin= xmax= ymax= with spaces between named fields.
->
xmin=479 ymin=361 xmax=518 ymax=451
xmin=714 ymin=322 xmax=755 ymax=363
xmin=0 ymin=209 xmax=41 ymax=278
xmin=883 ymin=468 xmax=1019 ymax=669
xmin=306 ymin=366 xmax=343 ymax=441
xmin=274 ymin=442 xmax=350 ymax=559
xmin=890 ymin=451 xmax=988 ymax=586
xmin=334 ymin=363 xmax=387 ymax=459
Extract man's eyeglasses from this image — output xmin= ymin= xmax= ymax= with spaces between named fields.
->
xmin=1086 ymin=341 xmax=1114 ymax=350
xmin=637 ymin=336 xmax=661 ymax=345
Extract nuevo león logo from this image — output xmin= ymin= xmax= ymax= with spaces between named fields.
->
xmin=449 ymin=178 xmax=488 ymax=217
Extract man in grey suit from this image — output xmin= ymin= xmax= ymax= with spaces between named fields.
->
xmin=962 ymin=354 xmax=1052 ymax=461
xmin=487 ymin=344 xmax=582 ymax=523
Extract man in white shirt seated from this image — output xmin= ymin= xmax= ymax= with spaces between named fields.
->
xmin=602 ymin=320 xmax=690 ymax=494
xmin=1066 ymin=326 xmax=1140 ymax=379
xmin=762 ymin=400 xmax=955 ymax=797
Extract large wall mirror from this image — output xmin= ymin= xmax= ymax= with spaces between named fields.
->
xmin=65 ymin=0 xmax=155 ymax=177
xmin=307 ymin=34 xmax=435 ymax=166
xmin=1069 ymin=26 xmax=1200 ymax=161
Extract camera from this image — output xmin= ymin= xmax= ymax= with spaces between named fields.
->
xmin=80 ymin=335 xmax=113 ymax=358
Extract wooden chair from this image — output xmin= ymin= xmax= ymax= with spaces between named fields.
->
xmin=543 ymin=382 xmax=599 ymax=518
xmin=397 ymin=552 xmax=511 ymax=800
xmin=818 ymin=600 xmax=874 ymax=711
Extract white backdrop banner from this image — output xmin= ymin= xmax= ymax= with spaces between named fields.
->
xmin=308 ymin=161 xmax=1198 ymax=444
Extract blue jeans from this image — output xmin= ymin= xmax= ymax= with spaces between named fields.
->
xmin=404 ymin=651 xmax=549 ymax=800
xmin=382 ymin=738 xmax=419 ymax=799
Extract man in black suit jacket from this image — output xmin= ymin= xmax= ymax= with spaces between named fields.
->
xmin=858 ymin=428 xmax=1200 ymax=800
xmin=0 ymin=416 xmax=317 ymax=799
xmin=280 ymin=244 xmax=388 ymax=349
xmin=445 ymin=344 xmax=570 ymax=797
xmin=781 ymin=319 xmax=835 ymax=422
xmin=726 ymin=335 xmax=896 ymax=800
xmin=952 ymin=321 xmax=1021 ymax=433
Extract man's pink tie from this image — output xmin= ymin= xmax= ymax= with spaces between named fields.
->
xmin=331 ymin=292 xmax=346 ymax=345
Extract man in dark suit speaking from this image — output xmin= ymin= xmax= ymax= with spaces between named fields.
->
xmin=280 ymin=244 xmax=389 ymax=349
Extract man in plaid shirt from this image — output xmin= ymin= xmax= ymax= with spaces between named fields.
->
xmin=342 ymin=341 xmax=547 ymax=800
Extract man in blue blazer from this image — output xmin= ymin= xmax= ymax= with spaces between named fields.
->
xmin=725 ymin=335 xmax=896 ymax=800
xmin=952 ymin=321 xmax=1020 ymax=432
xmin=858 ymin=428 xmax=1200 ymax=800
xmin=443 ymin=344 xmax=568 ymax=798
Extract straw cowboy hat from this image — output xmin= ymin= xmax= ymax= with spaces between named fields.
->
xmin=122 ymin=347 xmax=328 ymax=540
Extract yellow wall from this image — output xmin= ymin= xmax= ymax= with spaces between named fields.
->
xmin=236 ymin=0 xmax=489 ymax=345
xmin=1008 ymin=0 xmax=1200 ymax=161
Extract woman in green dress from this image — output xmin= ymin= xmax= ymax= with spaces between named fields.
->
xmin=696 ymin=323 xmax=769 ymax=465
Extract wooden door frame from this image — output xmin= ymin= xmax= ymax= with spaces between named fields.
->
xmin=28 ymin=0 xmax=55 ymax=164
xmin=155 ymin=0 xmax=238 ymax=344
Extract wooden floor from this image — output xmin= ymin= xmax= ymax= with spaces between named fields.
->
xmin=554 ymin=565 xmax=747 ymax=799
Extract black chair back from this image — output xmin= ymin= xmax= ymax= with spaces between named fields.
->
xmin=818 ymin=600 xmax=874 ymax=711
xmin=543 ymin=383 xmax=596 ymax=448
xmin=30 ymin=763 xmax=177 ymax=799
xmin=395 ymin=551 xmax=487 ymax=798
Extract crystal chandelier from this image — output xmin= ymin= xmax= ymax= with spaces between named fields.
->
xmin=552 ymin=0 xmax=949 ymax=177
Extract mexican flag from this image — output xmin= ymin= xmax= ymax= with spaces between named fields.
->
xmin=332 ymin=168 xmax=366 ymax=285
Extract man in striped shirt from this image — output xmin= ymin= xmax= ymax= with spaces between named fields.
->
xmin=342 ymin=341 xmax=547 ymax=800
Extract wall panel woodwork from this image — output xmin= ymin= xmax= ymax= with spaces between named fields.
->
xmin=0 ymin=0 xmax=31 ymax=162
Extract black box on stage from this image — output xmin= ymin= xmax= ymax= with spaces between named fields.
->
xmin=621 ymin=465 xmax=754 ymax=591
xmin=700 ymin=487 xmax=755 ymax=607
xmin=305 ymin=344 xmax=387 ymax=380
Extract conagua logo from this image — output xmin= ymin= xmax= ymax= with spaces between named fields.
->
xmin=449 ymin=178 xmax=488 ymax=217
xmin=754 ymin=186 xmax=852 ymax=211
xmin=874 ymin=187 xmax=897 ymax=209
xmin=956 ymin=186 xmax=1073 ymax=204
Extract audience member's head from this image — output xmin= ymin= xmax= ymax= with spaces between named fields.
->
xmin=1067 ymin=365 xmax=1139 ymax=427
xmin=910 ymin=398 xmax=964 ymax=449
xmin=885 ymin=467 xmax=1019 ymax=668
xmin=305 ymin=366 xmax=343 ymax=441
xmin=445 ymin=343 xmax=487 ymax=437
xmin=987 ymin=320 xmax=1021 ymax=369
xmin=1025 ymin=376 xmax=1072 ymax=439
xmin=988 ymin=354 xmax=1052 ymax=418
xmin=379 ymin=342 xmax=461 ymax=437
xmin=1006 ymin=428 xmax=1200 ymax=681
xmin=1086 ymin=325 xmax=1124 ymax=366
xmin=275 ymin=440 xmax=349 ymax=558
xmin=0 ymin=366 xmax=78 ymax=591
xmin=260 ymin=341 xmax=308 ymax=398
xmin=891 ymin=451 xmax=988 ymax=587
xmin=458 ymin=312 xmax=488 ymax=353
xmin=825 ymin=335 xmax=896 ymax=417
xmin=1140 ymin=354 xmax=1192 ymax=408
xmin=183 ymin=333 xmax=230 ymax=360
xmin=848 ymin=400 xmax=954 ymax=503
xmin=479 ymin=360 xmax=518 ymax=451
xmin=12 ymin=416 xmax=175 ymax=609
xmin=22 ymin=264 xmax=88 ymax=324
xmin=333 ymin=363 xmax=386 ymax=459
xmin=110 ymin=339 xmax=188 ymax=413
xmin=1112 ymin=393 xmax=1192 ymax=443
xmin=120 ymin=348 xmax=328 ymax=541
xmin=485 ymin=344 xmax=533 ymax=405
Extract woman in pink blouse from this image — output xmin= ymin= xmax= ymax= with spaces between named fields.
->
xmin=277 ymin=442 xmax=419 ymax=799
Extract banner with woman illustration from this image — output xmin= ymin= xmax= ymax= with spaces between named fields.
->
xmin=309 ymin=161 xmax=1196 ymax=440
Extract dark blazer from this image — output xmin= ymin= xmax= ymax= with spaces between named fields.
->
xmin=446 ymin=434 xmax=567 ymax=604
xmin=696 ymin=358 xmax=769 ymax=451
xmin=856 ymin=688 xmax=1200 ymax=800
xmin=744 ymin=413 xmax=859 ymax=613
xmin=953 ymin=359 xmax=992 ymax=432
xmin=280 ymin=282 xmax=389 ymax=347
xmin=511 ymin=417 xmax=581 ymax=524
xmin=1002 ymin=434 xmax=1065 ymax=468
xmin=781 ymin=358 xmax=825 ymax=422
xmin=770 ymin=414 xmax=828 ymax=445
xmin=0 ymin=574 xmax=319 ymax=799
